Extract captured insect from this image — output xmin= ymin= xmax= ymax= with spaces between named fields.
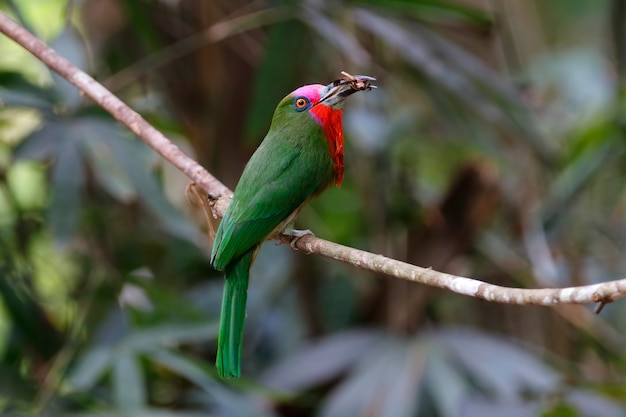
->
xmin=336 ymin=71 xmax=377 ymax=91
xmin=317 ymin=72 xmax=376 ymax=105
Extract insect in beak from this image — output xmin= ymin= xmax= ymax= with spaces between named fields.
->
xmin=317 ymin=72 xmax=377 ymax=107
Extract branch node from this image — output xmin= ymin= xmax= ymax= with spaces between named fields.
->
xmin=208 ymin=192 xmax=220 ymax=203
xmin=593 ymin=292 xmax=615 ymax=314
xmin=595 ymin=300 xmax=609 ymax=314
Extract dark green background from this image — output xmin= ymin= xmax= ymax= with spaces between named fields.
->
xmin=0 ymin=0 xmax=625 ymax=416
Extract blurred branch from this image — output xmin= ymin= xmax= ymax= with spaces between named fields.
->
xmin=612 ymin=0 xmax=626 ymax=83
xmin=102 ymin=6 xmax=291 ymax=91
xmin=2 ymin=11 xmax=626 ymax=312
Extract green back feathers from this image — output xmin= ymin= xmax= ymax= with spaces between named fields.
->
xmin=211 ymin=95 xmax=335 ymax=270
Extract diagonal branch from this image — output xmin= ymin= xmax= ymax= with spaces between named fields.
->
xmin=1 ymin=12 xmax=625 ymax=311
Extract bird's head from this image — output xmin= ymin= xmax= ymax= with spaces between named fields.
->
xmin=271 ymin=74 xmax=376 ymax=185
xmin=272 ymin=74 xmax=375 ymax=125
xmin=282 ymin=74 xmax=375 ymax=114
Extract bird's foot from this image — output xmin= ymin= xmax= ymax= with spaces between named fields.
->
xmin=207 ymin=192 xmax=221 ymax=205
xmin=283 ymin=229 xmax=315 ymax=250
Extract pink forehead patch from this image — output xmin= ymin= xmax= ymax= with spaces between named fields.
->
xmin=291 ymin=84 xmax=325 ymax=103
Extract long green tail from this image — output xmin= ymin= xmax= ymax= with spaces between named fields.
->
xmin=216 ymin=250 xmax=254 ymax=379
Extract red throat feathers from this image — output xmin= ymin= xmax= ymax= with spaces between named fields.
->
xmin=310 ymin=103 xmax=344 ymax=186
xmin=291 ymin=83 xmax=347 ymax=186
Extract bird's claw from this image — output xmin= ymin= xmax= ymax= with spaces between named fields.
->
xmin=284 ymin=229 xmax=315 ymax=250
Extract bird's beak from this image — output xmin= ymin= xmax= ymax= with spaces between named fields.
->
xmin=316 ymin=74 xmax=376 ymax=108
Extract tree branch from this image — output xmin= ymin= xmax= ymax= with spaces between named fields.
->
xmin=1 ymin=12 xmax=625 ymax=311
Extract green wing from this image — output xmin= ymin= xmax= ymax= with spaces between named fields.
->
xmin=211 ymin=131 xmax=333 ymax=270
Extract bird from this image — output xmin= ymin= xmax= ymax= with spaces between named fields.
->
xmin=210 ymin=74 xmax=375 ymax=378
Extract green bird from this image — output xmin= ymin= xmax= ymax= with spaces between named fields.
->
xmin=210 ymin=75 xmax=375 ymax=378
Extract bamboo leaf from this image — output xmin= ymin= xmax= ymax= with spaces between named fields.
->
xmin=67 ymin=347 xmax=113 ymax=391
xmin=48 ymin=130 xmax=85 ymax=246
xmin=112 ymin=349 xmax=146 ymax=410
xmin=261 ymin=329 xmax=383 ymax=391
xmin=49 ymin=26 xmax=88 ymax=109
xmin=12 ymin=119 xmax=64 ymax=161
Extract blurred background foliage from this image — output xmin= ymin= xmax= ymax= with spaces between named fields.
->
xmin=1 ymin=0 xmax=626 ymax=415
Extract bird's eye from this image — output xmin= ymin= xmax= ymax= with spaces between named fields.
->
xmin=294 ymin=97 xmax=309 ymax=111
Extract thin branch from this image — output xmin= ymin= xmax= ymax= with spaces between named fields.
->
xmin=102 ymin=6 xmax=291 ymax=92
xmin=1 ymin=11 xmax=625 ymax=310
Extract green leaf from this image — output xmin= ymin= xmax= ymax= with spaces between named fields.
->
xmin=6 ymin=161 xmax=47 ymax=210
xmin=77 ymin=117 xmax=201 ymax=243
xmin=566 ymin=389 xmax=624 ymax=417
xmin=425 ymin=342 xmax=470 ymax=417
xmin=122 ymin=0 xmax=162 ymax=50
xmin=48 ymin=131 xmax=85 ymax=246
xmin=543 ymin=140 xmax=621 ymax=227
xmin=78 ymin=119 xmax=137 ymax=203
xmin=121 ymin=322 xmax=218 ymax=351
xmin=149 ymin=349 xmax=278 ymax=417
xmin=0 ymin=71 xmax=54 ymax=110
xmin=0 ymin=265 xmax=64 ymax=360
xmin=379 ymin=339 xmax=426 ymax=417
xmin=68 ymin=322 xmax=216 ymax=395
xmin=15 ymin=115 xmax=200 ymax=243
xmin=261 ymin=330 xmax=383 ymax=391
xmin=67 ymin=346 xmax=114 ymax=391
xmin=355 ymin=0 xmax=493 ymax=27
xmin=542 ymin=403 xmax=580 ymax=417
xmin=439 ymin=329 xmax=559 ymax=399
xmin=461 ymin=398 xmax=535 ymax=417
xmin=148 ymin=349 xmax=215 ymax=388
xmin=320 ymin=339 xmax=405 ymax=417
xmin=12 ymin=119 xmax=65 ymax=161
xmin=0 ymin=88 xmax=53 ymax=110
xmin=121 ymin=277 xmax=209 ymax=326
xmin=112 ymin=348 xmax=146 ymax=409
xmin=49 ymin=26 xmax=88 ymax=110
